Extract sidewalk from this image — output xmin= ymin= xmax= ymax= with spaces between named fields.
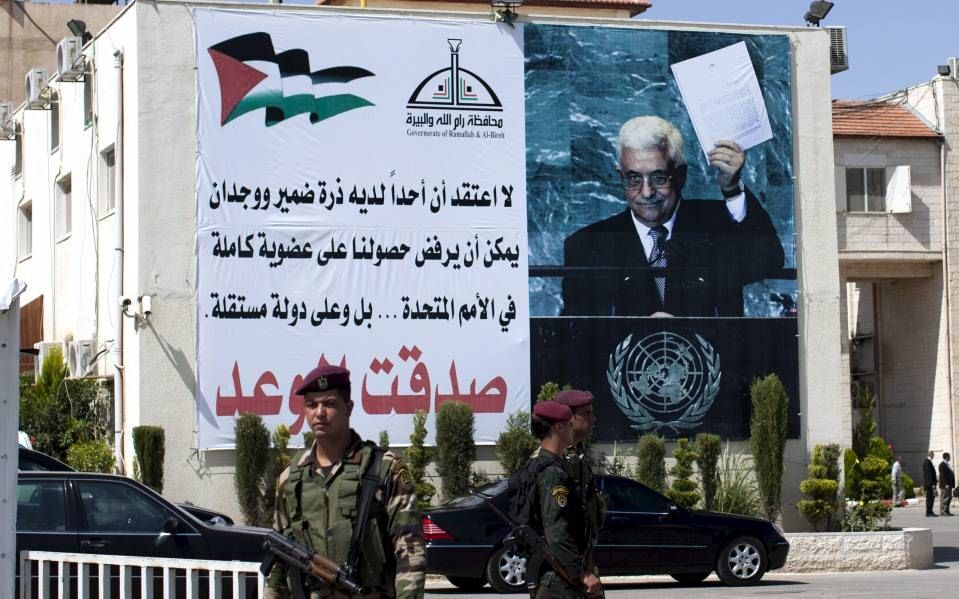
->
xmin=890 ymin=498 xmax=959 ymax=567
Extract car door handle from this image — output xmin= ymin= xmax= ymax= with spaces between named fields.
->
xmin=80 ymin=539 xmax=109 ymax=549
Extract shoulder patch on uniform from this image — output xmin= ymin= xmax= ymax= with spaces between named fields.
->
xmin=551 ymin=485 xmax=569 ymax=508
xmin=397 ymin=468 xmax=413 ymax=491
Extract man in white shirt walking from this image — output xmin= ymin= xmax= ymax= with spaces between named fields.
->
xmin=891 ymin=456 xmax=904 ymax=507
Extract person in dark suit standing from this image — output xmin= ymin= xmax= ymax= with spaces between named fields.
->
xmin=923 ymin=451 xmax=939 ymax=517
xmin=939 ymin=452 xmax=955 ymax=517
xmin=562 ymin=116 xmax=785 ymax=317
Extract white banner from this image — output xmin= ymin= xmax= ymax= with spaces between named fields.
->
xmin=194 ymin=9 xmax=529 ymax=448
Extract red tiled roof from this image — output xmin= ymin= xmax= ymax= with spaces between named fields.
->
xmin=832 ymin=100 xmax=941 ymax=138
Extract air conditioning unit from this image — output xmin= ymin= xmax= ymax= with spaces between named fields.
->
xmin=0 ymin=101 xmax=13 ymax=138
xmin=68 ymin=339 xmax=96 ymax=377
xmin=25 ymin=68 xmax=50 ymax=109
xmin=35 ymin=341 xmax=64 ymax=376
xmin=56 ymin=37 xmax=85 ymax=82
xmin=827 ymin=26 xmax=849 ymax=75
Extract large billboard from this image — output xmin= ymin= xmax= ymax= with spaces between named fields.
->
xmin=193 ymin=10 xmax=798 ymax=448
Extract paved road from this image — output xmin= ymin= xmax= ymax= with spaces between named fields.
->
xmin=425 ymin=501 xmax=959 ymax=598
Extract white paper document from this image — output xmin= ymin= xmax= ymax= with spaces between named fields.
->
xmin=670 ymin=41 xmax=773 ymax=158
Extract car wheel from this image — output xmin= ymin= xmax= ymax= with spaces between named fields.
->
xmin=716 ymin=535 xmax=767 ymax=586
xmin=485 ymin=545 xmax=528 ymax=594
xmin=446 ymin=576 xmax=487 ymax=591
xmin=670 ymin=572 xmax=710 ymax=584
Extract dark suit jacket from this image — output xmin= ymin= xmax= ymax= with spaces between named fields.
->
xmin=940 ymin=462 xmax=956 ymax=489
xmin=923 ymin=458 xmax=938 ymax=488
xmin=561 ymin=189 xmax=785 ymax=317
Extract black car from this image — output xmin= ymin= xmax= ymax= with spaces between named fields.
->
xmin=16 ymin=471 xmax=268 ymax=564
xmin=18 ymin=446 xmax=73 ymax=472
xmin=424 ymin=476 xmax=789 ymax=592
xmin=18 ymin=447 xmax=235 ymax=526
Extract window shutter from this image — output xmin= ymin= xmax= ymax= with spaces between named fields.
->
xmin=885 ymin=165 xmax=911 ymax=213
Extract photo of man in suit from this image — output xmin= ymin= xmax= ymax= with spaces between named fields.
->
xmin=561 ymin=116 xmax=785 ymax=317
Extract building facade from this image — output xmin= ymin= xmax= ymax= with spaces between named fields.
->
xmin=833 ymin=80 xmax=959 ymax=479
xmin=1 ymin=0 xmax=843 ymax=528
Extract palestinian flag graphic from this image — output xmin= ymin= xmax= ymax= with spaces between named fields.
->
xmin=208 ymin=32 xmax=375 ymax=127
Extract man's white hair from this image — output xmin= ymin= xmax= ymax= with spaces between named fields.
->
xmin=617 ymin=116 xmax=686 ymax=168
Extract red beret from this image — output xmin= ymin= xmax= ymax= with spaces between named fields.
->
xmin=555 ymin=389 xmax=593 ymax=408
xmin=295 ymin=365 xmax=351 ymax=396
xmin=532 ymin=401 xmax=572 ymax=423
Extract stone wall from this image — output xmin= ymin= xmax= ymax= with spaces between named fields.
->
xmin=782 ymin=528 xmax=933 ymax=572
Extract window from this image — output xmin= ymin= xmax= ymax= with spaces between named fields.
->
xmin=13 ymin=126 xmax=23 ymax=177
xmin=56 ymin=175 xmax=72 ymax=239
xmin=83 ymin=74 xmax=93 ymax=127
xmin=77 ymin=481 xmax=168 ymax=532
xmin=18 ymin=201 xmax=32 ymax=259
xmin=845 ymin=167 xmax=885 ymax=212
xmin=17 ymin=481 xmax=67 ymax=531
xmin=603 ymin=478 xmax=671 ymax=513
xmin=100 ymin=147 xmax=116 ymax=214
xmin=50 ymin=95 xmax=60 ymax=151
xmin=836 ymin=165 xmax=912 ymax=213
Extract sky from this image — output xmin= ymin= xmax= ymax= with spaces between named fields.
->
xmin=636 ymin=0 xmax=959 ymax=100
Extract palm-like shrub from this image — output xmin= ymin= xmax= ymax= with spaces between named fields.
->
xmin=666 ymin=438 xmax=700 ymax=509
xmin=634 ymin=433 xmax=667 ymax=493
xmin=797 ymin=443 xmax=840 ymax=531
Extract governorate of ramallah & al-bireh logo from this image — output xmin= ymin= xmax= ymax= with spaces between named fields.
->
xmin=405 ymin=39 xmax=506 ymax=140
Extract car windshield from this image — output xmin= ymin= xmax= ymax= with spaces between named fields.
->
xmin=442 ymin=479 xmax=507 ymax=508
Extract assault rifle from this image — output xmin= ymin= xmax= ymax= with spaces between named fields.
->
xmin=260 ymin=530 xmax=364 ymax=598
xmin=470 ymin=490 xmax=590 ymax=598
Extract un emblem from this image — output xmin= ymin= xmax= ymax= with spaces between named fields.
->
xmin=606 ymin=332 xmax=721 ymax=434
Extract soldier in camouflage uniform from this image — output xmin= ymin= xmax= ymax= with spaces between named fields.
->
xmin=264 ymin=365 xmax=426 ymax=599
xmin=524 ymin=401 xmax=602 ymax=598
xmin=554 ymin=389 xmax=607 ymax=589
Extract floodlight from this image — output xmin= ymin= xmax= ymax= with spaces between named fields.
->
xmin=804 ymin=1 xmax=834 ymax=27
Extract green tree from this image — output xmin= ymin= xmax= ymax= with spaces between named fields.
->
xmin=261 ymin=424 xmax=293 ymax=521
xmin=234 ymin=413 xmax=271 ymax=526
xmin=435 ymin=401 xmax=476 ymax=501
xmin=667 ymin=438 xmax=701 ymax=509
xmin=852 ymin=386 xmax=877 ymax=458
xmin=20 ymin=349 xmax=113 ymax=463
xmin=496 ymin=411 xmax=538 ymax=476
xmin=695 ymin=433 xmax=722 ymax=512
xmin=843 ymin=447 xmax=862 ymax=500
xmin=797 ymin=443 xmax=841 ymax=531
xmin=407 ymin=410 xmax=435 ymax=509
xmin=535 ymin=381 xmax=573 ymax=403
xmin=749 ymin=374 xmax=789 ymax=522
xmin=132 ymin=426 xmax=165 ymax=493
xmin=634 ymin=433 xmax=667 ymax=493
xmin=379 ymin=430 xmax=390 ymax=450
xmin=66 ymin=440 xmax=115 ymax=473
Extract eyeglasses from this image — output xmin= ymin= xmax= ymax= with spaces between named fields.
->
xmin=621 ymin=171 xmax=672 ymax=191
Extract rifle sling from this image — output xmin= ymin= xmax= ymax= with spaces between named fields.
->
xmin=345 ymin=446 xmax=386 ymax=577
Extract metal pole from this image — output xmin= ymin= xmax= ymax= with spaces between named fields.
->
xmin=1 ymin=279 xmax=27 ymax=599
